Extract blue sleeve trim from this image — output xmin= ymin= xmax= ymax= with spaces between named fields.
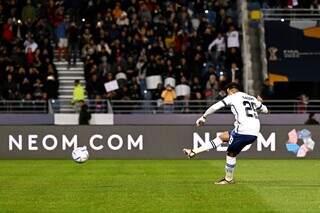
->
xmin=210 ymin=140 xmax=217 ymax=149
xmin=257 ymin=104 xmax=263 ymax=110
xmin=222 ymin=100 xmax=227 ymax=106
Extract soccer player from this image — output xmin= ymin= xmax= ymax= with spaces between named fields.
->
xmin=183 ymin=83 xmax=268 ymax=184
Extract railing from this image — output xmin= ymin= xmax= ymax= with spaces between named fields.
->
xmin=109 ymin=100 xmax=320 ymax=114
xmin=0 ymin=99 xmax=319 ymax=114
xmin=0 ymin=100 xmax=48 ymax=114
xmin=263 ymin=9 xmax=320 ymax=21
xmin=48 ymin=99 xmax=112 ymax=113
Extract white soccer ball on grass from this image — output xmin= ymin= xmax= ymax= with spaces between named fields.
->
xmin=72 ymin=146 xmax=89 ymax=163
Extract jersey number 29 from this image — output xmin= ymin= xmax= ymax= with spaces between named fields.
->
xmin=243 ymin=101 xmax=258 ymax=119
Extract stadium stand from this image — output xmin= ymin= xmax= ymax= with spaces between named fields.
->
xmin=80 ymin=0 xmax=243 ymax=103
xmin=0 ymin=0 xmax=243 ymax=111
xmin=0 ymin=0 xmax=59 ymax=102
xmin=0 ymin=0 xmax=319 ymax=114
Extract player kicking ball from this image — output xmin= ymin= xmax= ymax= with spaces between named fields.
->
xmin=183 ymin=83 xmax=268 ymax=185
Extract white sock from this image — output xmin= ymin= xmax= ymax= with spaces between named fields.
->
xmin=209 ymin=137 xmax=223 ymax=149
xmin=225 ymin=156 xmax=236 ymax=181
xmin=193 ymin=137 xmax=223 ymax=154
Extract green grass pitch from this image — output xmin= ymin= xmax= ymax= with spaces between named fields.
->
xmin=0 ymin=160 xmax=319 ymax=213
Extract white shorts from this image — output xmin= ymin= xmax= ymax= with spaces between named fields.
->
xmin=58 ymin=38 xmax=68 ymax=48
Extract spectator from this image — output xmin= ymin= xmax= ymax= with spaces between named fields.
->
xmin=205 ymin=74 xmax=220 ymax=101
xmin=94 ymin=95 xmax=105 ymax=113
xmin=177 ymin=76 xmax=190 ymax=113
xmin=138 ymin=1 xmax=152 ymax=23
xmin=82 ymin=28 xmax=92 ymax=45
xmin=288 ymin=0 xmax=299 ymax=8
xmin=191 ymin=82 xmax=204 ymax=112
xmin=230 ymin=63 xmax=241 ymax=83
xmin=216 ymin=89 xmax=227 ymax=100
xmin=33 ymin=78 xmax=44 ymax=100
xmin=79 ymin=101 xmax=91 ymax=125
xmin=67 ymin=21 xmax=79 ymax=66
xmin=96 ymin=40 xmax=111 ymax=55
xmin=87 ymin=74 xmax=102 ymax=99
xmin=112 ymin=2 xmax=123 ymax=19
xmin=25 ymin=47 xmax=35 ymax=65
xmin=227 ymin=25 xmax=240 ymax=50
xmin=43 ymin=74 xmax=58 ymax=99
xmin=161 ymin=85 xmax=176 ymax=113
xmin=311 ymin=0 xmax=320 ymax=9
xmin=296 ymin=94 xmax=309 ymax=113
xmin=20 ymin=78 xmax=33 ymax=97
xmin=22 ymin=93 xmax=35 ymax=112
xmin=2 ymin=19 xmax=15 ymax=44
xmin=3 ymin=74 xmax=18 ymax=100
xmin=208 ymin=33 xmax=226 ymax=64
xmin=130 ymin=83 xmax=141 ymax=100
xmin=104 ymin=73 xmax=118 ymax=100
xmin=56 ymin=16 xmax=69 ymax=61
xmin=165 ymin=31 xmax=176 ymax=49
xmin=116 ymin=11 xmax=129 ymax=26
xmin=11 ymin=47 xmax=25 ymax=66
xmin=151 ymin=83 xmax=163 ymax=101
xmin=21 ymin=0 xmax=37 ymax=23
xmin=191 ymin=76 xmax=203 ymax=100
xmin=226 ymin=47 xmax=242 ymax=70
xmin=305 ymin=113 xmax=319 ymax=125
xmin=119 ymin=86 xmax=131 ymax=100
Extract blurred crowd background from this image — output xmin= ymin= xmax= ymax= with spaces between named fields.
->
xmin=0 ymin=0 xmax=243 ymax=105
xmin=0 ymin=0 xmax=319 ymax=107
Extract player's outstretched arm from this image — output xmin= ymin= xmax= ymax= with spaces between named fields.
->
xmin=258 ymin=104 xmax=269 ymax=114
xmin=255 ymin=96 xmax=269 ymax=114
xmin=196 ymin=101 xmax=225 ymax=127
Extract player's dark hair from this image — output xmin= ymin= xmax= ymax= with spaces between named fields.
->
xmin=225 ymin=82 xmax=240 ymax=91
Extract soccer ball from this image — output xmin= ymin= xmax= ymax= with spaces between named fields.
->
xmin=72 ymin=146 xmax=89 ymax=163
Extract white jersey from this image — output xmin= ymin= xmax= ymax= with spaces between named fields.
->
xmin=203 ymin=92 xmax=268 ymax=136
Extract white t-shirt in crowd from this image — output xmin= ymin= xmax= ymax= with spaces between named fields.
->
xmin=208 ymin=37 xmax=226 ymax=52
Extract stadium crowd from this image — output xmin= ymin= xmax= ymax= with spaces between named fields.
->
xmin=0 ymin=0 xmax=244 ymax=106
xmin=81 ymin=0 xmax=243 ymax=105
xmin=1 ymin=0 xmax=317 ymax=113
xmin=0 ymin=0 xmax=59 ymax=102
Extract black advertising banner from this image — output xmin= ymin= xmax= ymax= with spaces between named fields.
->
xmin=0 ymin=125 xmax=318 ymax=159
xmin=265 ymin=21 xmax=320 ymax=81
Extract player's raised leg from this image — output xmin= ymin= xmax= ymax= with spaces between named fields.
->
xmin=183 ymin=131 xmax=229 ymax=158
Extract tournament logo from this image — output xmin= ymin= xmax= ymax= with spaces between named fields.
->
xmin=286 ymin=129 xmax=315 ymax=157
xmin=268 ymin=47 xmax=278 ymax=61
